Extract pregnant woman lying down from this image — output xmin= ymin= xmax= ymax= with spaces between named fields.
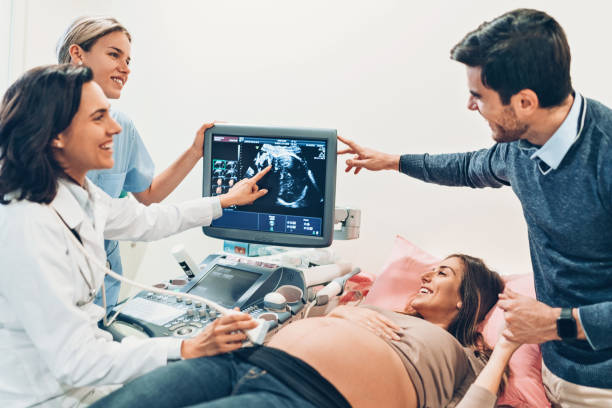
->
xmin=93 ymin=254 xmax=519 ymax=408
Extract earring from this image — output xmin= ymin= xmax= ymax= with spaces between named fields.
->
xmin=77 ymin=61 xmax=83 ymax=66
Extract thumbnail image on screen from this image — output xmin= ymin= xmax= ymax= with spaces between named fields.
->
xmin=210 ymin=135 xmax=326 ymax=236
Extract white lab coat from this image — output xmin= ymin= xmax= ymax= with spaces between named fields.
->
xmin=0 ymin=178 xmax=222 ymax=407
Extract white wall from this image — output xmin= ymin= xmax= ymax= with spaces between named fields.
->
xmin=0 ymin=1 xmax=9 ymax=89
xmin=4 ymin=0 xmax=612 ymax=289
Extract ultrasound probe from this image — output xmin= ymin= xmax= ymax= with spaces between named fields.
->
xmin=303 ymin=267 xmax=362 ymax=318
xmin=315 ymin=267 xmax=362 ymax=306
xmin=171 ymin=244 xmax=200 ymax=279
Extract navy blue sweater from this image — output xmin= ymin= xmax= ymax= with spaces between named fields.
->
xmin=399 ymin=97 xmax=612 ymax=387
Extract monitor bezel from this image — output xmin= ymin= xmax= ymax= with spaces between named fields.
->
xmin=202 ymin=123 xmax=336 ymax=247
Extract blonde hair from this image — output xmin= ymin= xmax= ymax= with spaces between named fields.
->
xmin=56 ymin=16 xmax=131 ymax=64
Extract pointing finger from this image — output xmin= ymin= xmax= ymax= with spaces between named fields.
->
xmin=337 ymin=135 xmax=358 ymax=149
xmin=250 ymin=165 xmax=272 ymax=182
xmin=337 ymin=148 xmax=356 ymax=155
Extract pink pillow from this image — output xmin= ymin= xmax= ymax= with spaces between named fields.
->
xmin=362 ymin=235 xmax=438 ymax=310
xmin=363 ymin=236 xmax=550 ymax=408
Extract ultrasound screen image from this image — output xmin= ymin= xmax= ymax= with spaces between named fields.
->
xmin=210 ymin=135 xmax=327 ymax=235
xmin=242 ymin=143 xmax=325 ymax=215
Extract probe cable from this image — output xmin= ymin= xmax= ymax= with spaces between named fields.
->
xmin=53 ymin=210 xmax=268 ymax=344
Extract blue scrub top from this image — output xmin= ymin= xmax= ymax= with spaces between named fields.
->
xmin=88 ymin=110 xmax=155 ymax=196
xmin=88 ymin=110 xmax=155 ymax=310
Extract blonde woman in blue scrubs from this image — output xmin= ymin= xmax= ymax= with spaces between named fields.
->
xmin=57 ymin=16 xmax=212 ymax=310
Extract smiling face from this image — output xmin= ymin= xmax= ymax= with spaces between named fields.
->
xmin=53 ymin=81 xmax=122 ymax=184
xmin=466 ymin=66 xmax=529 ymax=143
xmin=410 ymin=256 xmax=465 ymax=329
xmin=73 ymin=30 xmax=131 ymax=99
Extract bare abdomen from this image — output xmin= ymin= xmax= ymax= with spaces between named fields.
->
xmin=268 ymin=317 xmax=417 ymax=408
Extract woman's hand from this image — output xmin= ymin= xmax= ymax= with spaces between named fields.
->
xmin=190 ymin=122 xmax=216 ymax=158
xmin=328 ymin=305 xmax=402 ymax=341
xmin=219 ymin=166 xmax=271 ymax=208
xmin=496 ymin=331 xmax=522 ymax=356
xmin=180 ymin=311 xmax=258 ymax=359
xmin=337 ymin=135 xmax=400 ymax=174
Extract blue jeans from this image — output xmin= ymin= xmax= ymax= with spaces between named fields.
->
xmin=90 ymin=353 xmax=317 ymax=408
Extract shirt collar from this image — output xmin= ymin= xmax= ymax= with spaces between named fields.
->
xmin=528 ymin=93 xmax=585 ymax=172
xmin=52 ymin=178 xmax=96 ymax=229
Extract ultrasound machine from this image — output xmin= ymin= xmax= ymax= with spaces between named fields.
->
xmin=105 ymin=124 xmax=360 ymax=343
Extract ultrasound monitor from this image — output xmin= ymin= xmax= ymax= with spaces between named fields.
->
xmin=202 ymin=124 xmax=337 ymax=247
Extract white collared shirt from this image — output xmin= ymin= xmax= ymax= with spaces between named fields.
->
xmin=523 ymin=93 xmax=586 ymax=174
xmin=0 ymin=178 xmax=221 ymax=407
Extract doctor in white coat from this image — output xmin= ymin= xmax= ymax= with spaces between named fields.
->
xmin=0 ymin=64 xmax=270 ymax=407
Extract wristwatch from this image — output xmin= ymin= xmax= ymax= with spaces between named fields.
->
xmin=556 ymin=307 xmax=577 ymax=340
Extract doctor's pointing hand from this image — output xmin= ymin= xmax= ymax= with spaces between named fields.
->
xmin=219 ymin=165 xmax=271 ymax=207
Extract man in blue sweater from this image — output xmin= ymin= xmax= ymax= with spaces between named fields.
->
xmin=339 ymin=8 xmax=612 ymax=406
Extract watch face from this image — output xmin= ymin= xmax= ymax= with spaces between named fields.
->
xmin=557 ymin=310 xmax=577 ymax=339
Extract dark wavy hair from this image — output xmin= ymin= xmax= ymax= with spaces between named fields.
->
xmin=405 ymin=254 xmax=507 ymax=390
xmin=451 ymin=9 xmax=572 ymax=107
xmin=445 ymin=254 xmax=504 ymax=349
xmin=0 ymin=64 xmax=93 ymax=204
xmin=444 ymin=254 xmax=507 ymax=391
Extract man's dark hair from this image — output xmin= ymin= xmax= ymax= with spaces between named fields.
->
xmin=0 ymin=64 xmax=93 ymax=204
xmin=451 ymin=9 xmax=572 ymax=107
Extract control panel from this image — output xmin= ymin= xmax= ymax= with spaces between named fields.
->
xmin=104 ymin=254 xmax=306 ymax=342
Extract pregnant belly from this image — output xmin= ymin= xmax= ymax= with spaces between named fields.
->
xmin=268 ymin=317 xmax=417 ymax=408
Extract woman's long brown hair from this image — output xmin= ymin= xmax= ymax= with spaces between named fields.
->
xmin=445 ymin=254 xmax=507 ymax=392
